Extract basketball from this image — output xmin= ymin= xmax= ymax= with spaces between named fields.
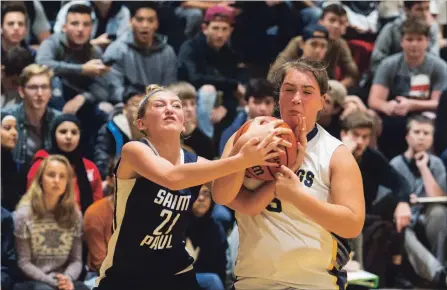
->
xmin=233 ymin=117 xmax=297 ymax=181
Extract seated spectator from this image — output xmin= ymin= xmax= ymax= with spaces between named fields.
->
xmin=83 ymin=158 xmax=118 ymax=290
xmin=1 ymin=1 xmax=52 ymax=46
xmin=84 ymin=191 xmax=113 ymax=274
xmin=186 ymin=184 xmax=227 ymax=290
xmin=219 ymin=78 xmax=276 ymax=155
xmin=103 ymin=2 xmax=177 ymax=103
xmin=1 ymin=64 xmax=61 ymax=184
xmin=1 ymin=114 xmax=21 ymax=212
xmin=371 ymin=0 xmax=440 ymax=73
xmin=173 ymin=1 xmax=230 ymax=38
xmin=1 ymin=207 xmax=19 ymax=290
xmin=36 ymin=4 xmax=116 ymax=158
xmin=390 ymin=115 xmax=447 ymax=288
xmin=53 ymin=0 xmax=130 ymax=49
xmin=434 ymin=90 xmax=447 ymax=157
xmin=317 ymin=80 xmax=347 ymax=139
xmin=13 ymin=155 xmax=88 ymax=290
xmin=270 ymin=4 xmax=358 ymax=89
xmin=168 ymin=81 xmax=216 ymax=160
xmin=27 ymin=114 xmax=103 ymax=213
xmin=94 ymin=88 xmax=145 ymax=180
xmin=1 ymin=47 xmax=34 ymax=109
xmin=269 ymin=24 xmax=329 ymax=79
xmin=340 ymin=111 xmax=413 ymax=288
xmin=178 ymin=5 xmax=246 ymax=141
xmin=1 ymin=3 xmax=36 ymax=61
xmin=368 ymin=18 xmax=447 ymax=160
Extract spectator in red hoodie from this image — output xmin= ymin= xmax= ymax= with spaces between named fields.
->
xmin=27 ymin=114 xmax=103 ymax=213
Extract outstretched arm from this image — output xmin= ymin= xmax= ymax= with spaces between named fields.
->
xmin=120 ymin=134 xmax=280 ymax=191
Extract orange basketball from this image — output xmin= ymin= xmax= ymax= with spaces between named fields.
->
xmin=233 ymin=117 xmax=297 ymax=181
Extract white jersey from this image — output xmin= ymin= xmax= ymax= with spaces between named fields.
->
xmin=234 ymin=124 xmax=350 ymax=290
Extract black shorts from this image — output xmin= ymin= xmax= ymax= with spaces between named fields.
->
xmin=94 ymin=269 xmax=201 ymax=290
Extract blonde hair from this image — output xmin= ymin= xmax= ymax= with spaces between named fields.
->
xmin=167 ymin=82 xmax=197 ymax=101
xmin=19 ymin=64 xmax=54 ymax=87
xmin=17 ymin=155 xmax=78 ymax=229
xmin=135 ymin=84 xmax=181 ymax=136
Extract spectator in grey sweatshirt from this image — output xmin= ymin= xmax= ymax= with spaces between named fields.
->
xmin=36 ymin=4 xmax=116 ymax=159
xmin=102 ymin=2 xmax=177 ymax=104
xmin=371 ymin=0 xmax=440 ymax=73
xmin=36 ymin=4 xmax=116 ymax=111
xmin=368 ymin=18 xmax=447 ymax=159
xmin=390 ymin=115 xmax=447 ymax=288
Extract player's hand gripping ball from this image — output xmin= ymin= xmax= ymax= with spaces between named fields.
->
xmin=234 ymin=116 xmax=297 ymax=181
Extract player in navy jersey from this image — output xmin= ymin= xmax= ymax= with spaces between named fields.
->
xmin=214 ymin=59 xmax=365 ymax=289
xmin=95 ymin=84 xmax=289 ymax=290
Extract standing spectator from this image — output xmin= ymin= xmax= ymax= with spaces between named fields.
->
xmin=1 ymin=47 xmax=35 ymax=109
xmin=103 ymin=2 xmax=177 ymax=103
xmin=371 ymin=0 xmax=440 ymax=73
xmin=94 ymin=89 xmax=145 ymax=180
xmin=53 ymin=0 xmax=130 ymax=49
xmin=1 ymin=207 xmax=19 ymax=290
xmin=186 ymin=184 xmax=228 ymax=290
xmin=1 ymin=64 xmax=61 ymax=182
xmin=340 ymin=111 xmax=413 ymax=288
xmin=1 ymin=3 xmax=36 ymax=61
xmin=27 ymin=114 xmax=103 ymax=214
xmin=390 ymin=115 xmax=447 ymax=288
xmin=168 ymin=81 xmax=216 ymax=160
xmin=13 ymin=155 xmax=88 ymax=290
xmin=368 ymin=18 xmax=447 ymax=159
xmin=178 ymin=5 xmax=247 ymax=142
xmin=1 ymin=114 xmax=21 ymax=212
xmin=219 ymin=78 xmax=276 ymax=155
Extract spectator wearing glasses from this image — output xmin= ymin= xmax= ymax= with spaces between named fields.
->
xmin=1 ymin=64 xmax=61 ymax=185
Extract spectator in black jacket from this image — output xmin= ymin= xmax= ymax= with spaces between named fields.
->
xmin=1 ymin=207 xmax=19 ymax=290
xmin=94 ymin=88 xmax=144 ymax=180
xmin=186 ymin=184 xmax=228 ymax=290
xmin=434 ymin=90 xmax=447 ymax=166
xmin=340 ymin=110 xmax=413 ymax=288
xmin=178 ymin=5 xmax=246 ymax=143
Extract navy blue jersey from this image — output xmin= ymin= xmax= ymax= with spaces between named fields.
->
xmin=97 ymin=139 xmax=201 ymax=286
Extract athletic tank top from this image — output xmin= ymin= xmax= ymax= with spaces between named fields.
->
xmin=97 ymin=138 xmax=201 ymax=286
xmin=234 ymin=124 xmax=351 ymax=290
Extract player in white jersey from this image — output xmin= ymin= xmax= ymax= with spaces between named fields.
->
xmin=213 ymin=59 xmax=365 ymax=290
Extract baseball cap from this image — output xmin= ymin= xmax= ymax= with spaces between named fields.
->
xmin=302 ymin=24 xmax=329 ymax=42
xmin=204 ymin=5 xmax=234 ymax=24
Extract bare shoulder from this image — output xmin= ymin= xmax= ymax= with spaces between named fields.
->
xmin=330 ymin=145 xmax=361 ymax=179
xmin=119 ymin=141 xmax=156 ymax=179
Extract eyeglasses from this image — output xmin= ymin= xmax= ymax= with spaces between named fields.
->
xmin=199 ymin=190 xmax=211 ymax=198
xmin=25 ymin=84 xmax=51 ymax=92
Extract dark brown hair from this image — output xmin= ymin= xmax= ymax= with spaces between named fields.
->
xmin=268 ymin=58 xmax=329 ymax=96
xmin=400 ymin=17 xmax=430 ymax=37
xmin=341 ymin=110 xmax=375 ymax=132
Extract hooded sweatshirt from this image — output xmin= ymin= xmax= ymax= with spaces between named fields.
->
xmin=103 ymin=31 xmax=177 ymax=103
xmin=36 ymin=33 xmax=117 ymax=103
